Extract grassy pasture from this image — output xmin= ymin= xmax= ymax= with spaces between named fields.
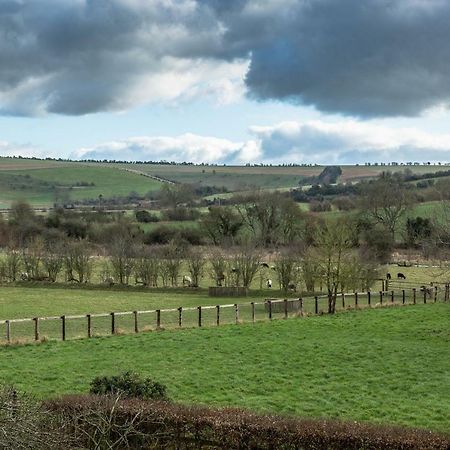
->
xmin=0 ymin=161 xmax=162 ymax=208
xmin=0 ymin=262 xmax=445 ymax=321
xmin=126 ymin=163 xmax=450 ymax=188
xmin=0 ymin=304 xmax=449 ymax=433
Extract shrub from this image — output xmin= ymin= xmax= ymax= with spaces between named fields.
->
xmin=135 ymin=210 xmax=159 ymax=223
xmin=89 ymin=372 xmax=168 ymax=401
xmin=47 ymin=394 xmax=450 ymax=450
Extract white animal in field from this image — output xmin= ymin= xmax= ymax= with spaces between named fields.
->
xmin=182 ymin=275 xmax=193 ymax=287
xmin=266 ymin=279 xmax=272 ymax=288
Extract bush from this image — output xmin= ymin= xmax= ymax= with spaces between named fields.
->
xmin=161 ymin=207 xmax=200 ymax=221
xmin=47 ymin=395 xmax=450 ymax=450
xmin=135 ymin=210 xmax=159 ymax=223
xmin=89 ymin=372 xmax=168 ymax=401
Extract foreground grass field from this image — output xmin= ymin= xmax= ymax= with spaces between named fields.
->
xmin=1 ymin=304 xmax=449 ymax=433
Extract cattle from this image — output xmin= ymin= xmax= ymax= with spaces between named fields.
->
xmin=386 ymin=273 xmax=391 ymax=280
xmin=182 ymin=275 xmax=193 ymax=287
xmin=266 ymin=279 xmax=272 ymax=288
xmin=397 ymin=273 xmax=406 ymax=280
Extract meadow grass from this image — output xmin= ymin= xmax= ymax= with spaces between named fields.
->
xmin=0 ymin=164 xmax=162 ymax=207
xmin=0 ymin=303 xmax=448 ymax=433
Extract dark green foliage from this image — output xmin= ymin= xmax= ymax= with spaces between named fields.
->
xmin=406 ymin=216 xmax=432 ymax=246
xmin=135 ymin=209 xmax=159 ymax=223
xmin=161 ymin=207 xmax=200 ymax=221
xmin=89 ymin=372 xmax=168 ymax=401
xmin=300 ymin=165 xmax=342 ymax=186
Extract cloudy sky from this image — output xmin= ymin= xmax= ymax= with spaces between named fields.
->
xmin=1 ymin=0 xmax=450 ymax=164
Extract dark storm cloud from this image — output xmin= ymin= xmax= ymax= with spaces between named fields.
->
xmin=1 ymin=0 xmax=450 ymax=116
xmin=242 ymin=0 xmax=450 ymax=117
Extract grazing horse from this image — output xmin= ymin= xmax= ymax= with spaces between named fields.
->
xmin=182 ymin=275 xmax=192 ymax=287
xmin=397 ymin=273 xmax=406 ymax=280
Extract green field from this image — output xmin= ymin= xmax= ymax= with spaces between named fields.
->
xmin=0 ymin=159 xmax=162 ymax=208
xmin=125 ymin=163 xmax=450 ymax=188
xmin=0 ymin=304 xmax=449 ymax=433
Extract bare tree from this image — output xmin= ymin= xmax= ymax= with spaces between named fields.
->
xmin=231 ymin=247 xmax=261 ymax=288
xmin=3 ymin=248 xmax=22 ymax=282
xmin=64 ymin=241 xmax=93 ymax=283
xmin=312 ymin=219 xmax=354 ymax=314
xmin=42 ymin=242 xmax=65 ymax=282
xmin=274 ymin=252 xmax=299 ymax=293
xmin=160 ymin=241 xmax=185 ymax=287
xmin=236 ymin=192 xmax=305 ymax=246
xmin=134 ymin=246 xmax=160 ymax=287
xmin=361 ymin=174 xmax=413 ymax=239
xmin=186 ymin=248 xmax=205 ymax=287
xmin=22 ymin=237 xmax=46 ymax=280
xmin=200 ymin=206 xmax=243 ymax=246
xmin=208 ymin=249 xmax=227 ymax=286
xmin=109 ymin=236 xmax=136 ymax=285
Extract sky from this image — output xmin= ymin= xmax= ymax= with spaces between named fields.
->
xmin=1 ymin=0 xmax=450 ymax=165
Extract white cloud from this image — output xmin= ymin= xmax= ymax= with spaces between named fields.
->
xmin=73 ymin=133 xmax=246 ymax=164
xmin=249 ymin=120 xmax=450 ymax=164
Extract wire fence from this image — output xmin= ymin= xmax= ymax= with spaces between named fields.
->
xmin=1 ymin=285 xmax=449 ymax=345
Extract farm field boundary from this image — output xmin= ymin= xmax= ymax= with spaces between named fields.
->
xmin=1 ymin=285 xmax=448 ymax=345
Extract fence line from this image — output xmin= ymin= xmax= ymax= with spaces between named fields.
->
xmin=1 ymin=285 xmax=448 ymax=345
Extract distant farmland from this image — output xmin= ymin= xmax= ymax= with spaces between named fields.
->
xmin=1 ymin=156 xmax=449 ymax=208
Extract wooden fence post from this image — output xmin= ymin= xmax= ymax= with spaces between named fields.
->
xmin=423 ymin=288 xmax=427 ymax=304
xmin=133 ymin=311 xmax=138 ymax=333
xmin=284 ymin=299 xmax=288 ymax=319
xmin=178 ymin=307 xmax=183 ymax=327
xmin=367 ymin=291 xmax=371 ymax=306
xmin=235 ymin=304 xmax=239 ymax=324
xmin=354 ymin=292 xmax=358 ymax=307
xmin=413 ymin=288 xmax=416 ymax=304
xmin=342 ymin=292 xmax=345 ymax=308
xmin=216 ymin=305 xmax=220 ymax=326
xmin=299 ymin=298 xmax=303 ymax=315
xmin=391 ymin=290 xmax=395 ymax=303
xmin=268 ymin=300 xmax=272 ymax=320
xmin=6 ymin=320 xmax=10 ymax=343
xmin=61 ymin=315 xmax=66 ymax=341
xmin=156 ymin=309 xmax=161 ymax=329
xmin=33 ymin=318 xmax=39 ymax=341
xmin=434 ymin=286 xmax=438 ymax=303
xmin=402 ymin=290 xmax=405 ymax=305
xmin=110 ymin=312 xmax=115 ymax=335
xmin=251 ymin=302 xmax=255 ymax=323
xmin=198 ymin=306 xmax=202 ymax=327
xmin=379 ymin=291 xmax=383 ymax=305
xmin=87 ymin=314 xmax=92 ymax=338
xmin=314 ymin=296 xmax=318 ymax=315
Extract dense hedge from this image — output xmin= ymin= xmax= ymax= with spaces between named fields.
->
xmin=46 ymin=395 xmax=450 ymax=450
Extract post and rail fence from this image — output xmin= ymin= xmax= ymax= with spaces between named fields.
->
xmin=1 ymin=285 xmax=448 ymax=345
